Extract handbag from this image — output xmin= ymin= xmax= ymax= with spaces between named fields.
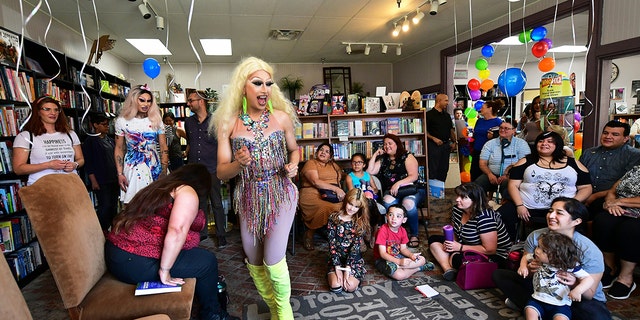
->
xmin=456 ymin=250 xmax=498 ymax=290
xmin=319 ymin=185 xmax=341 ymax=203
xmin=396 ymin=184 xmax=418 ymax=199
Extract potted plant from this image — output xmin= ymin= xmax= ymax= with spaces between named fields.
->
xmin=279 ymin=75 xmax=304 ymax=101
xmin=351 ymin=81 xmax=365 ymax=96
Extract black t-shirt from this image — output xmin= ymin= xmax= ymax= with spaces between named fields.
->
xmin=426 ymin=107 xmax=453 ymax=141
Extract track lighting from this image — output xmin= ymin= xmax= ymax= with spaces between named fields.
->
xmin=397 ymin=0 xmax=402 ymax=8
xmin=430 ymin=0 xmax=439 ymax=15
xmin=156 ymin=16 xmax=165 ymax=30
xmin=342 ymin=42 xmax=402 ymax=56
xmin=396 ymin=45 xmax=402 ymax=55
xmin=138 ymin=3 xmax=151 ymax=19
xmin=413 ymin=9 xmax=424 ymax=24
xmin=392 ymin=23 xmax=400 ymax=37
xmin=402 ymin=16 xmax=410 ymax=32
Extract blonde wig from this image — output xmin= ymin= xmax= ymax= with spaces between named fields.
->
xmin=118 ymin=85 xmax=163 ymax=130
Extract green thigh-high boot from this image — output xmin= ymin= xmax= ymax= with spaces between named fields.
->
xmin=247 ymin=263 xmax=278 ymax=320
xmin=264 ymin=258 xmax=294 ymax=320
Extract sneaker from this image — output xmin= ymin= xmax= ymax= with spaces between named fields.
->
xmin=504 ymin=298 xmax=520 ymax=311
xmin=384 ymin=261 xmax=398 ymax=276
xmin=217 ymin=236 xmax=228 ymax=248
xmin=443 ymin=269 xmax=457 ymax=281
xmin=607 ymin=281 xmax=637 ymax=300
xmin=419 ymin=261 xmax=435 ymax=272
xmin=602 ymin=275 xmax=617 ymax=290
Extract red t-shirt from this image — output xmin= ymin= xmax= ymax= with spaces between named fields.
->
xmin=373 ymin=223 xmax=408 ymax=260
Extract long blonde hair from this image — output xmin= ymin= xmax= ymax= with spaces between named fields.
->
xmin=211 ymin=57 xmax=299 ymax=137
xmin=118 ymin=85 xmax=163 ymax=130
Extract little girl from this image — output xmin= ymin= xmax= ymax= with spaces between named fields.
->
xmin=346 ymin=153 xmax=383 ymax=245
xmin=327 ymin=188 xmax=371 ymax=293
xmin=518 ymin=232 xmax=594 ymax=320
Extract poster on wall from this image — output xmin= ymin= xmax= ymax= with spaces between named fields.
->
xmin=0 ymin=27 xmax=20 ymax=66
xmin=540 ymin=72 xmax=575 ymax=144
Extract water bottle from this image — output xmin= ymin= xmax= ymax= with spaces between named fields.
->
xmin=217 ymin=275 xmax=228 ymax=311
xmin=443 ymin=225 xmax=454 ymax=242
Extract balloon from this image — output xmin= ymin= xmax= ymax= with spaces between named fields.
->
xmin=575 ymin=132 xmax=583 ymax=150
xmin=478 ymin=69 xmax=491 ymax=80
xmin=142 ymin=58 xmax=161 ymax=79
xmin=480 ymin=79 xmax=495 ymax=91
xmin=574 ymin=149 xmax=582 ymax=160
xmin=518 ymin=30 xmax=532 ymax=43
xmin=467 ymin=78 xmax=481 ymax=91
xmin=481 ymin=45 xmax=495 ymax=58
xmin=462 ymin=127 xmax=468 ymax=137
xmin=464 ymin=163 xmax=471 ymax=173
xmin=574 ymin=112 xmax=581 ymax=122
xmin=468 ymin=117 xmax=477 ymax=128
xmin=460 ymin=172 xmax=471 ymax=183
xmin=574 ymin=120 xmax=581 ymax=132
xmin=538 ymin=57 xmax=555 ymax=72
xmin=531 ymin=41 xmax=549 ymax=58
xmin=530 ymin=26 xmax=547 ymax=41
xmin=475 ymin=58 xmax=489 ymax=71
xmin=497 ymin=68 xmax=527 ymax=97
xmin=474 ymin=100 xmax=485 ymax=111
xmin=541 ymin=38 xmax=553 ymax=49
xmin=464 ymin=107 xmax=477 ymax=119
xmin=469 ymin=89 xmax=482 ymax=101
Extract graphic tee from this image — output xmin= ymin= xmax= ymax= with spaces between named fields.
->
xmin=13 ymin=131 xmax=80 ymax=185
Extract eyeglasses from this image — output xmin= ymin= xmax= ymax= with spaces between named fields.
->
xmin=352 ymin=161 xmax=364 ymax=165
xmin=187 ymin=98 xmax=202 ymax=103
xmin=499 ymin=127 xmax=514 ymax=131
xmin=138 ymin=98 xmax=152 ymax=103
xmin=41 ymin=107 xmax=61 ymax=113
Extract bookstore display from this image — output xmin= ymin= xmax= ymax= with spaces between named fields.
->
xmin=1 ymin=26 xmax=130 ymax=287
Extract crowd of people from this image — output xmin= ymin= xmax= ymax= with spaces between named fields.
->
xmin=14 ymin=59 xmax=640 ymax=319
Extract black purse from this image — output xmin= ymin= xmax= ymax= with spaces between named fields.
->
xmin=319 ymin=184 xmax=341 ymax=203
xmin=396 ymin=184 xmax=418 ymax=199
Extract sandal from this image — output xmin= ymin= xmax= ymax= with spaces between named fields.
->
xmin=303 ymin=237 xmax=315 ymax=251
xmin=408 ymin=237 xmax=420 ymax=248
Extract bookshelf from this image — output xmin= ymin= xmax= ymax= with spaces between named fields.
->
xmin=158 ymin=102 xmax=190 ymax=154
xmin=0 ymin=26 xmax=130 ymax=287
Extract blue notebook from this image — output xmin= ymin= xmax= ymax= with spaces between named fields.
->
xmin=134 ymin=281 xmax=182 ymax=296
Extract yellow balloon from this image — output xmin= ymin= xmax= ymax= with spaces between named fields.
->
xmin=464 ymin=163 xmax=471 ymax=173
xmin=478 ymin=69 xmax=491 ymax=80
xmin=468 ymin=117 xmax=478 ymax=128
xmin=574 ymin=149 xmax=582 ymax=160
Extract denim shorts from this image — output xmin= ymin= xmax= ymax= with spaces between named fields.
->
xmin=526 ymin=298 xmax=571 ymax=320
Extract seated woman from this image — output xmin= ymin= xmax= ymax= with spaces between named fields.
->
xmin=299 ymin=143 xmax=345 ymax=251
xmin=498 ymin=131 xmax=592 ymax=240
xmin=428 ymin=183 xmax=511 ymax=281
xmin=367 ymin=134 xmax=425 ymax=248
xmin=104 ymin=164 xmax=237 ymax=320
xmin=593 ymin=163 xmax=640 ymax=300
xmin=345 ymin=152 xmax=383 ymax=243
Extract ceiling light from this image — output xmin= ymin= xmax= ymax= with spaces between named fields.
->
xmin=430 ymin=0 xmax=439 ymax=15
xmin=396 ymin=46 xmax=402 ymax=56
xmin=200 ymin=39 xmax=232 ymax=55
xmin=155 ymin=16 xmax=164 ymax=30
xmin=381 ymin=44 xmax=388 ymax=54
xmin=508 ymin=0 xmax=520 ymax=2
xmin=126 ymin=39 xmax=172 ymax=55
xmin=548 ymin=45 xmax=588 ymax=53
xmin=392 ymin=23 xmax=400 ymax=37
xmin=492 ymin=35 xmax=522 ymax=45
xmin=268 ymin=29 xmax=304 ymax=41
xmin=439 ymin=0 xmax=447 ymax=4
xmin=346 ymin=44 xmax=352 ymax=54
xmin=413 ymin=9 xmax=425 ymax=24
xmin=138 ymin=3 xmax=151 ymax=19
xmin=402 ymin=16 xmax=410 ymax=32
xmin=364 ymin=44 xmax=370 ymax=55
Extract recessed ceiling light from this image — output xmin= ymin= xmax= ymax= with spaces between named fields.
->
xmin=492 ymin=35 xmax=522 ymax=46
xmin=126 ymin=39 xmax=172 ymax=55
xmin=200 ymin=39 xmax=232 ymax=56
xmin=548 ymin=45 xmax=588 ymax=53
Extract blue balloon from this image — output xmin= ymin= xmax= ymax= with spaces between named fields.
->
xmin=142 ymin=58 xmax=161 ymax=79
xmin=474 ymin=100 xmax=485 ymax=111
xmin=497 ymin=68 xmax=527 ymax=97
xmin=530 ymin=26 xmax=547 ymax=41
xmin=481 ymin=45 xmax=495 ymax=58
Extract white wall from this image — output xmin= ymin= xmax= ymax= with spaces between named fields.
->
xmin=611 ymin=55 xmax=640 ymax=105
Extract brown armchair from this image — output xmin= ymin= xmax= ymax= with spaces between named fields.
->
xmin=19 ymin=173 xmax=196 ymax=320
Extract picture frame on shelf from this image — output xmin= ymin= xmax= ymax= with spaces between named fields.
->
xmin=610 ymin=88 xmax=625 ymax=101
xmin=307 ymin=99 xmax=321 ymax=115
xmin=346 ymin=94 xmax=360 ymax=114
xmin=0 ymin=27 xmax=20 ymax=66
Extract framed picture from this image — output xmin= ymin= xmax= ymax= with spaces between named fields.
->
xmin=0 ymin=27 xmax=20 ymax=66
xmin=610 ymin=88 xmax=625 ymax=101
xmin=307 ymin=99 xmax=321 ymax=115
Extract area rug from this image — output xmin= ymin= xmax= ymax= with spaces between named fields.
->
xmin=244 ymin=276 xmax=524 ymax=320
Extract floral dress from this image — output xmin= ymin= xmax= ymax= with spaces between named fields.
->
xmin=327 ymin=212 xmax=366 ymax=279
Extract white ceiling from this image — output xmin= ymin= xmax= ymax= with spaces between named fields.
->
xmin=25 ymin=0 xmax=588 ymax=65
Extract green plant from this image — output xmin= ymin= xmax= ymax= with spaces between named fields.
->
xmin=279 ymin=75 xmax=304 ymax=100
xmin=204 ymin=88 xmax=218 ymax=101
xmin=351 ymin=81 xmax=365 ymax=95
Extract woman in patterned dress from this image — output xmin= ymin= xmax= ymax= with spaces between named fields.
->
xmin=213 ymin=57 xmax=299 ymax=319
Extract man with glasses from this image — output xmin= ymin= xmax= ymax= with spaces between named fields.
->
xmin=185 ymin=90 xmax=227 ymax=247
xmin=475 ymin=119 xmax=530 ymax=199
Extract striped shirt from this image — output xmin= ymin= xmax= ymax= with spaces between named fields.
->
xmin=451 ymin=206 xmax=512 ymax=259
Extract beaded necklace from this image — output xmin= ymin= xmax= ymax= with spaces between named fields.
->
xmin=239 ymin=109 xmax=270 ymax=157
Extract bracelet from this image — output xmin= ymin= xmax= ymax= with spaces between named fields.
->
xmin=516 ymin=204 xmax=524 ymax=207
xmin=73 ymin=162 xmax=79 ymax=169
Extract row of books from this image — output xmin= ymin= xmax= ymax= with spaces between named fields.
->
xmin=297 ymin=122 xmax=329 ymax=139
xmin=160 ymin=105 xmax=193 ymax=118
xmin=0 ymin=214 xmax=34 ymax=253
xmin=0 ymin=141 xmax=13 ymax=174
xmin=99 ymin=79 xmax=129 ymax=98
xmin=0 ymin=66 xmax=34 ymax=102
xmin=331 ymin=118 xmax=423 ymax=137
xmin=0 ymin=104 xmax=30 ymax=137
xmin=0 ymin=180 xmax=25 ymax=216
xmin=35 ymin=82 xmax=124 ymax=114
xmin=5 ymin=241 xmax=43 ymax=281
xmin=298 ymin=139 xmax=424 ymax=161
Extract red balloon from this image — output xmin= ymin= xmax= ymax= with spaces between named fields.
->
xmin=538 ymin=57 xmax=555 ymax=72
xmin=467 ymin=78 xmax=481 ymax=91
xmin=531 ymin=41 xmax=549 ymax=58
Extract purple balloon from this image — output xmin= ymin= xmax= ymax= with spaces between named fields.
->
xmin=541 ymin=38 xmax=553 ymax=49
xmin=474 ymin=100 xmax=485 ymax=111
xmin=469 ymin=89 xmax=482 ymax=101
xmin=574 ymin=112 xmax=581 ymax=122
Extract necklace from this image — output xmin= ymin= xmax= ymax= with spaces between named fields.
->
xmin=240 ymin=109 xmax=270 ymax=140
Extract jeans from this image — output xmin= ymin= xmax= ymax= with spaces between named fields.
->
xmin=105 ymin=241 xmax=222 ymax=319
xmin=200 ymin=172 xmax=226 ymax=239
xmin=94 ymin=182 xmax=119 ymax=230
xmin=383 ymin=188 xmax=426 ymax=237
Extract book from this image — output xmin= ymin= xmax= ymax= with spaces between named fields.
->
xmin=134 ymin=281 xmax=182 ymax=296
xmin=415 ymin=284 xmax=439 ymax=298
xmin=346 ymin=94 xmax=360 ymax=113
xmin=364 ymin=97 xmax=380 ymax=114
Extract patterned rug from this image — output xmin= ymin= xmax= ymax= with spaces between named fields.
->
xmin=244 ymin=276 xmax=525 ymax=320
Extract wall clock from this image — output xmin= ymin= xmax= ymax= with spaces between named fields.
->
xmin=611 ymin=62 xmax=619 ymax=83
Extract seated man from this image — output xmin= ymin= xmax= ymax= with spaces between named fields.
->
xmin=474 ymin=119 xmax=530 ymax=199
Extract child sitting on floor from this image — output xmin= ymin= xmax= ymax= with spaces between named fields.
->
xmin=374 ymin=204 xmax=434 ymax=280
xmin=327 ymin=189 xmax=371 ymax=293
xmin=519 ymin=232 xmax=594 ymax=320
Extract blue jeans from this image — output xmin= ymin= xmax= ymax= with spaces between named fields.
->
xmin=105 ymin=241 xmax=222 ymax=319
xmin=383 ymin=188 xmax=426 ymax=237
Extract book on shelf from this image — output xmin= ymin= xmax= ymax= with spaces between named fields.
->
xmin=302 ymin=123 xmax=314 ymax=139
xmin=135 ymin=281 xmax=183 ymax=296
xmin=347 ymin=94 xmax=360 ymax=114
xmin=0 ymin=220 xmax=14 ymax=252
xmin=364 ymin=97 xmax=380 ymax=114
